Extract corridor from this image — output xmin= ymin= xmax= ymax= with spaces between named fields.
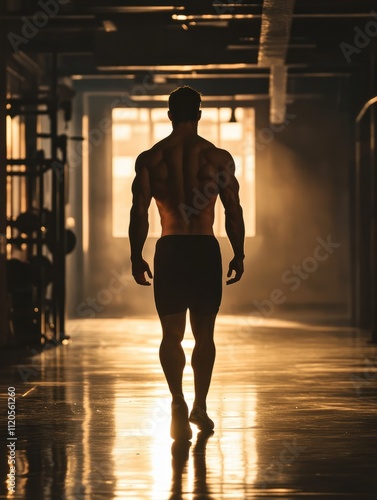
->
xmin=2 ymin=316 xmax=376 ymax=499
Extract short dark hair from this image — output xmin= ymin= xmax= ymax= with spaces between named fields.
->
xmin=168 ymin=86 xmax=202 ymax=123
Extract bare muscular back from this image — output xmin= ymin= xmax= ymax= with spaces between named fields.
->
xmin=130 ymin=122 xmax=244 ymax=285
xmin=141 ymin=131 xmax=229 ymax=236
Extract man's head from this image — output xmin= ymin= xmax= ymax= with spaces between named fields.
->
xmin=168 ymin=86 xmax=202 ymax=124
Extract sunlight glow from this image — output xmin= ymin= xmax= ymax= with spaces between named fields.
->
xmin=112 ymin=107 xmax=256 ymax=238
xmin=220 ymin=122 xmax=243 ymax=141
xmin=64 ymin=316 xmax=261 ymax=498
xmin=113 ymin=124 xmax=132 ymax=141
xmin=112 ymin=382 xmax=173 ymax=500
xmin=113 ymin=157 xmax=134 ymax=178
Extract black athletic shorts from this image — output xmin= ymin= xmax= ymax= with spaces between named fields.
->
xmin=153 ymin=235 xmax=222 ymax=317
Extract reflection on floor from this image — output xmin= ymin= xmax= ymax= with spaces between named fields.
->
xmin=1 ymin=316 xmax=377 ymax=499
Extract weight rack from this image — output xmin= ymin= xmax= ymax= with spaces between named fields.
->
xmin=5 ymin=69 xmax=71 ymax=346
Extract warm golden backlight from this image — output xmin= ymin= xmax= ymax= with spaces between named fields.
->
xmin=112 ymin=107 xmax=256 ymax=238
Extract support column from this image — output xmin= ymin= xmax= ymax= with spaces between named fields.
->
xmin=0 ymin=19 xmax=8 ymax=346
xmin=370 ymin=54 xmax=377 ymax=343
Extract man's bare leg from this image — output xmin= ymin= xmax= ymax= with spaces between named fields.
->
xmin=159 ymin=311 xmax=192 ymax=440
xmin=159 ymin=311 xmax=187 ymax=398
xmin=189 ymin=312 xmax=216 ymax=431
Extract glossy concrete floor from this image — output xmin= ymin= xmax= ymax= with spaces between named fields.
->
xmin=1 ymin=315 xmax=377 ymax=500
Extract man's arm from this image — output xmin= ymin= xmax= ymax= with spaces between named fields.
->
xmin=129 ymin=153 xmax=153 ymax=286
xmin=218 ymin=151 xmax=245 ymax=285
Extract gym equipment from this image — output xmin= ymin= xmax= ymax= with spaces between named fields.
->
xmin=29 ymin=255 xmax=53 ymax=286
xmin=6 ymin=258 xmax=32 ymax=293
xmin=14 ymin=210 xmax=40 ymax=234
xmin=8 ymin=208 xmax=53 ymax=232
xmin=45 ymin=228 xmax=77 ymax=255
xmin=5 ymin=58 xmax=76 ymax=345
xmin=41 ymin=208 xmax=53 ymax=228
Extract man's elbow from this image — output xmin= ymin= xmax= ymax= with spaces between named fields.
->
xmin=130 ymin=207 xmax=149 ymax=227
xmin=130 ymin=205 xmax=148 ymax=218
xmin=224 ymin=204 xmax=243 ymax=218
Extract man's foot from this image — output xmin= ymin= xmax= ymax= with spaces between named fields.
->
xmin=194 ymin=429 xmax=214 ymax=454
xmin=189 ymin=406 xmax=215 ymax=432
xmin=171 ymin=399 xmax=192 ymax=441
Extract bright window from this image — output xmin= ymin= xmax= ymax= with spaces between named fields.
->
xmin=112 ymin=107 xmax=255 ymax=238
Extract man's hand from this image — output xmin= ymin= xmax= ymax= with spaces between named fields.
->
xmin=226 ymin=256 xmax=244 ymax=285
xmin=132 ymin=258 xmax=153 ymax=286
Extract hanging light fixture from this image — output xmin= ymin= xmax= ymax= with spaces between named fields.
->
xmin=229 ymin=107 xmax=237 ymax=123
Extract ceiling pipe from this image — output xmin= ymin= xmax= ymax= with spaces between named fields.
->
xmin=258 ymin=0 xmax=295 ymax=123
xmin=269 ymin=65 xmax=288 ymax=124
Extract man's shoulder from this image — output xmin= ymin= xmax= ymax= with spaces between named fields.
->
xmin=136 ymin=141 xmax=165 ymax=169
xmin=200 ymin=141 xmax=233 ymax=163
xmin=196 ymin=136 xmax=227 ymax=154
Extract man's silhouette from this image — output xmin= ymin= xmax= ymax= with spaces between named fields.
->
xmin=129 ymin=86 xmax=245 ymax=440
